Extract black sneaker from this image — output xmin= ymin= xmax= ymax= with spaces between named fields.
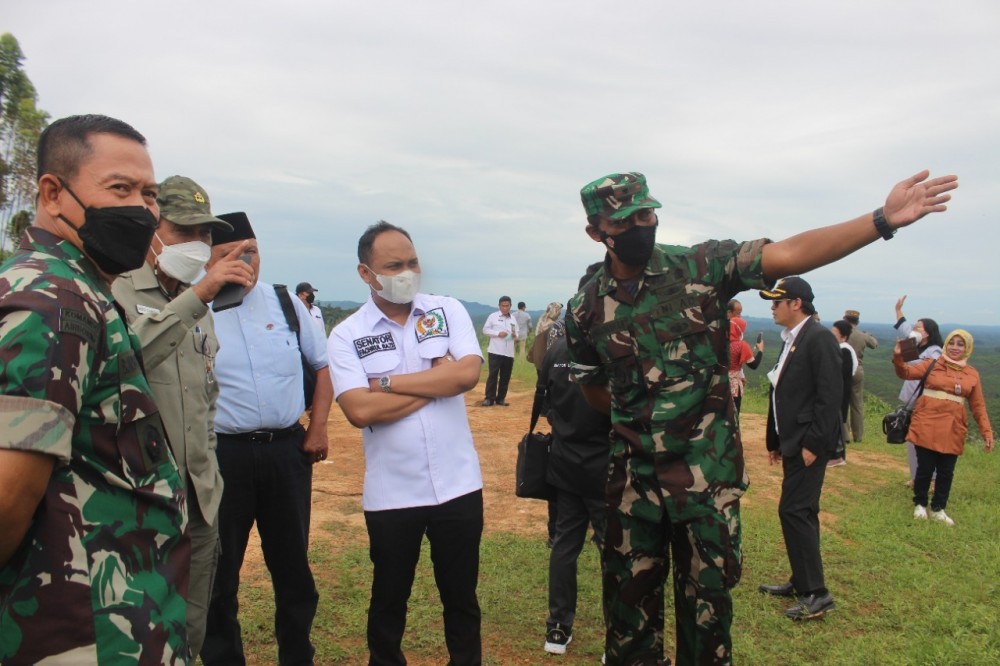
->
xmin=544 ymin=624 xmax=572 ymax=654
xmin=481 ymin=399 xmax=494 ymax=407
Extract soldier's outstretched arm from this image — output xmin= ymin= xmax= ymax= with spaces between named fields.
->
xmin=761 ymin=170 xmax=957 ymax=283
xmin=0 ymin=450 xmax=54 ymax=567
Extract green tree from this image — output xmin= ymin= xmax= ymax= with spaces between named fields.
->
xmin=0 ymin=33 xmax=48 ymax=254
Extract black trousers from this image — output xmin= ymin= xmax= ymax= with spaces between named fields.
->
xmin=913 ymin=445 xmax=959 ymax=511
xmin=548 ymin=488 xmax=607 ymax=631
xmin=364 ymin=490 xmax=483 ymax=666
xmin=484 ymin=353 xmax=514 ymax=402
xmin=202 ymin=429 xmax=319 ymax=666
xmin=779 ymin=452 xmax=829 ymax=595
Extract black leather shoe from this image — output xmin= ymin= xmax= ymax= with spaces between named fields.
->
xmin=784 ymin=593 xmax=835 ymax=620
xmin=481 ymin=399 xmax=494 ymax=407
xmin=758 ymin=581 xmax=796 ymax=597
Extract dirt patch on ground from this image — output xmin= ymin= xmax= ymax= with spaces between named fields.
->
xmin=238 ymin=382 xmax=908 ymax=664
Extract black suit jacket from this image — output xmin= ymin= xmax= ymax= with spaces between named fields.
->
xmin=766 ymin=317 xmax=843 ymax=457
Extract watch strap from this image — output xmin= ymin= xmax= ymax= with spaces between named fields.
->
xmin=873 ymin=207 xmax=895 ymax=241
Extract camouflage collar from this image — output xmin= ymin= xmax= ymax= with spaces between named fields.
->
xmin=595 ymin=244 xmax=671 ymax=297
xmin=23 ymin=227 xmax=112 ymax=299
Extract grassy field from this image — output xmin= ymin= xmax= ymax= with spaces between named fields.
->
xmin=228 ymin=354 xmax=999 ymax=665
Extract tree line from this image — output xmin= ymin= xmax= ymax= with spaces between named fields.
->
xmin=0 ymin=32 xmax=48 ymax=262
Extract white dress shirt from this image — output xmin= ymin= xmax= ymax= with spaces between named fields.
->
xmin=213 ymin=281 xmax=329 ymax=433
xmin=308 ymin=304 xmax=325 ymax=335
xmin=768 ymin=316 xmax=810 ymax=433
xmin=328 ymin=293 xmax=484 ymax=511
xmin=483 ymin=310 xmax=518 ymax=356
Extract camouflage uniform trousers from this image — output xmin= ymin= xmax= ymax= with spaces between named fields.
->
xmin=603 ymin=455 xmax=743 ymax=666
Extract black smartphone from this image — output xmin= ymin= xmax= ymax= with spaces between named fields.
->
xmin=755 ymin=332 xmax=764 ymax=344
xmin=211 ymin=255 xmax=251 ymax=313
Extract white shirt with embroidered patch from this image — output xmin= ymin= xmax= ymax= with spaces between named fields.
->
xmin=328 ymin=293 xmax=484 ymax=511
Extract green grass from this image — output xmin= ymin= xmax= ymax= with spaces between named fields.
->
xmin=228 ymin=381 xmax=1000 ymax=665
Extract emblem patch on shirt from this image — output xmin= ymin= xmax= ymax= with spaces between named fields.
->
xmin=415 ymin=308 xmax=449 ymax=342
xmin=355 ymin=332 xmax=397 ymax=358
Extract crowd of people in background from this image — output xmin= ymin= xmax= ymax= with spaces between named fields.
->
xmin=2 ymin=113 xmax=992 ymax=666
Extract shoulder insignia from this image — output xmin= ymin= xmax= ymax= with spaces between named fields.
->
xmin=354 ymin=332 xmax=396 ymax=358
xmin=58 ymin=307 xmax=100 ymax=348
xmin=415 ymin=307 xmax=449 ymax=342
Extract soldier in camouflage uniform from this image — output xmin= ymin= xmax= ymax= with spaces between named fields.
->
xmin=0 ymin=115 xmax=190 ymax=664
xmin=565 ymin=171 xmax=959 ymax=665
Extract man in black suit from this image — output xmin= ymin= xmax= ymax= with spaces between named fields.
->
xmin=758 ymin=276 xmax=842 ymax=620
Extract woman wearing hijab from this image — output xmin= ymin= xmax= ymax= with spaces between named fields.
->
xmin=829 ymin=320 xmax=859 ymax=467
xmin=529 ymin=302 xmax=564 ymax=373
xmin=893 ymin=329 xmax=994 ymax=526
xmin=892 ymin=296 xmax=945 ymax=486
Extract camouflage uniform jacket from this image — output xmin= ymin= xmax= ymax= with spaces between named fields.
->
xmin=566 ymin=239 xmax=769 ymax=516
xmin=0 ymin=228 xmax=190 ymax=664
xmin=113 ymin=262 xmax=224 ymax=526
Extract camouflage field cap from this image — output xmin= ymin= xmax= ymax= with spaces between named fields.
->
xmin=156 ymin=175 xmax=232 ymax=230
xmin=580 ymin=172 xmax=662 ymax=220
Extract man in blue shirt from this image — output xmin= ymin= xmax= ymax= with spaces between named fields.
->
xmin=200 ymin=212 xmax=334 ymax=666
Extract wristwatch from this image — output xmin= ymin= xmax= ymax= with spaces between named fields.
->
xmin=873 ymin=207 xmax=895 ymax=241
xmin=379 ymin=376 xmax=392 ymax=393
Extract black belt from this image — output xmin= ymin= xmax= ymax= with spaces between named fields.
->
xmin=217 ymin=423 xmax=303 ymax=444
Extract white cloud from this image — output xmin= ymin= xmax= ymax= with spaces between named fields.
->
xmin=5 ymin=0 xmax=998 ymax=323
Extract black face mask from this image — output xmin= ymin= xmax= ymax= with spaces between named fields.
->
xmin=58 ymin=179 xmax=158 ymax=275
xmin=600 ymin=222 xmax=658 ymax=267
xmin=306 ymin=293 xmax=315 ymax=305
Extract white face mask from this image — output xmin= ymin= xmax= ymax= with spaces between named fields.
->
xmin=365 ymin=266 xmax=421 ymax=304
xmin=153 ymin=234 xmax=211 ymax=284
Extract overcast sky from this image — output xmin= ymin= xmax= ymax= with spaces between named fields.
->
xmin=6 ymin=1 xmax=998 ymax=325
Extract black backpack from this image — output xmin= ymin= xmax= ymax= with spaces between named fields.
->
xmin=273 ymin=284 xmax=318 ymax=410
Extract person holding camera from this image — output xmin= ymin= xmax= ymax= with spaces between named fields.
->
xmin=892 ymin=295 xmax=944 ymax=486
xmin=893 ymin=329 xmax=993 ymax=526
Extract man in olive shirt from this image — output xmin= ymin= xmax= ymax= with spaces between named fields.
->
xmin=112 ymin=175 xmax=254 ymax=656
xmin=843 ymin=309 xmax=879 ymax=442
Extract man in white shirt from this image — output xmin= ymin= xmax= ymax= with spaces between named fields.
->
xmin=481 ymin=296 xmax=518 ymax=406
xmin=296 ymin=281 xmax=326 ymax=335
xmin=513 ymin=301 xmax=533 ymax=358
xmin=328 ymin=221 xmax=484 ymax=666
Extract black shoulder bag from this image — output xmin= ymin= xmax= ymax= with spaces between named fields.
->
xmin=515 ymin=385 xmax=555 ymax=500
xmin=882 ymin=358 xmax=937 ymax=444
xmin=274 ymin=284 xmax=318 ymax=410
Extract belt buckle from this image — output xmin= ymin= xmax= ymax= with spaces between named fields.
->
xmin=249 ymin=430 xmax=274 ymax=444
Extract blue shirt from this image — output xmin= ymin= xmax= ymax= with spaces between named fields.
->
xmin=213 ymin=281 xmax=328 ymax=432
